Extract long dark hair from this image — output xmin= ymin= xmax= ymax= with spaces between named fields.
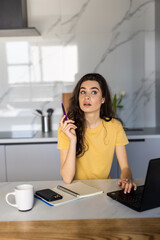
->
xmin=67 ymin=73 xmax=116 ymax=156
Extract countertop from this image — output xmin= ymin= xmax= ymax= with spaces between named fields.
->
xmin=1 ymin=179 xmax=160 ymax=222
xmin=0 ymin=127 xmax=160 ymax=144
xmin=1 ymin=179 xmax=160 ymax=240
xmin=125 ymin=127 xmax=160 ymax=139
xmin=0 ymin=130 xmax=58 ymax=144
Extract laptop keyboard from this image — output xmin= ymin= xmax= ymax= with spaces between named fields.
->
xmin=118 ymin=192 xmax=142 ymax=208
xmin=117 ymin=186 xmax=144 ymax=208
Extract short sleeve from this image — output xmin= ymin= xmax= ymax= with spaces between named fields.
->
xmin=116 ymin=122 xmax=129 ymax=146
xmin=57 ymin=125 xmax=70 ymax=149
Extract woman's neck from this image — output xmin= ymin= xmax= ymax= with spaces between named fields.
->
xmin=85 ymin=113 xmax=101 ymax=129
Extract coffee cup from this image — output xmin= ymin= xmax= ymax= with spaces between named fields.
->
xmin=5 ymin=184 xmax=34 ymax=211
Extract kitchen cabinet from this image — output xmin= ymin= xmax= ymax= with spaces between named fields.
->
xmin=110 ymin=138 xmax=160 ymax=179
xmin=110 ymin=153 xmax=119 ymax=179
xmin=5 ymin=143 xmax=62 ymax=181
xmin=0 ymin=146 xmax=6 ymax=181
xmin=1 ymin=132 xmax=160 ymax=181
xmin=126 ymin=138 xmax=160 ymax=179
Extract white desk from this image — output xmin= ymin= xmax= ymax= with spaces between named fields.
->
xmin=0 ymin=179 xmax=160 ymax=222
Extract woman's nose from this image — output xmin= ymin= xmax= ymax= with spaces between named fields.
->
xmin=85 ymin=94 xmax=90 ymax=99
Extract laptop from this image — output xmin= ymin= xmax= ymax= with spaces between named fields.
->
xmin=107 ymin=158 xmax=160 ymax=212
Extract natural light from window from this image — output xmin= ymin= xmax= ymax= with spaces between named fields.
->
xmin=6 ymin=41 xmax=78 ymax=84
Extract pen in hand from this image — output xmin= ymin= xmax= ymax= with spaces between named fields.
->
xmin=61 ymin=103 xmax=67 ymax=121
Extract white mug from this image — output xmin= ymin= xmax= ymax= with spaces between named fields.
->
xmin=6 ymin=184 xmax=34 ymax=211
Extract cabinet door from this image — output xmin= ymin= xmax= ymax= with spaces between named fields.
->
xmin=0 ymin=145 xmax=6 ymax=181
xmin=110 ymin=153 xmax=119 ymax=178
xmin=126 ymin=138 xmax=160 ymax=179
xmin=5 ymin=143 xmax=62 ymax=181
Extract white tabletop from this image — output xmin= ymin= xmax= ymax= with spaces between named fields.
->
xmin=0 ymin=179 xmax=159 ymax=222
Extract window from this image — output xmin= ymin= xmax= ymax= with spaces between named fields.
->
xmin=6 ymin=41 xmax=78 ymax=84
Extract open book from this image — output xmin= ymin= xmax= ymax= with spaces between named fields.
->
xmin=35 ymin=181 xmax=104 ymax=206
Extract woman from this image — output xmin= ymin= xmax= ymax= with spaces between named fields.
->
xmin=58 ymin=73 xmax=136 ymax=193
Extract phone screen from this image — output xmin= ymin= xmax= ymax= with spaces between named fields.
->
xmin=36 ymin=189 xmax=63 ymax=202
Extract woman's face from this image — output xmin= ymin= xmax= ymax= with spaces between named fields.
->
xmin=79 ymin=80 xmax=105 ymax=114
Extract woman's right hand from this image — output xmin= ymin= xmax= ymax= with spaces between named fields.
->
xmin=60 ymin=116 xmax=77 ymax=142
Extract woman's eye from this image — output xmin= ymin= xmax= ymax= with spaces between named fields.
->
xmin=80 ymin=90 xmax=85 ymax=95
xmin=91 ymin=91 xmax=97 ymax=95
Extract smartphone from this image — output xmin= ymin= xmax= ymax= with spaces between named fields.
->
xmin=61 ymin=103 xmax=67 ymax=120
xmin=36 ymin=189 xmax=63 ymax=202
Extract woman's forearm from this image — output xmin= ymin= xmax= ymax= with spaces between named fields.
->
xmin=120 ymin=167 xmax=133 ymax=181
xmin=60 ymin=139 xmax=77 ymax=184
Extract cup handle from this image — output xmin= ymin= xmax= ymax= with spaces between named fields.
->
xmin=5 ymin=192 xmax=17 ymax=208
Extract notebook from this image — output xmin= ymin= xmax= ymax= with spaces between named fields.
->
xmin=35 ymin=181 xmax=103 ymax=206
xmin=107 ymin=158 xmax=160 ymax=212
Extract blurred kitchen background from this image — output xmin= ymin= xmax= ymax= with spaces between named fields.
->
xmin=0 ymin=0 xmax=157 ymax=132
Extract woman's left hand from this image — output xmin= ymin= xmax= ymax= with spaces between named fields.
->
xmin=118 ymin=178 xmax=137 ymax=194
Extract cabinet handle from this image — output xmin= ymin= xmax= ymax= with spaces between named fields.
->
xmin=128 ymin=139 xmax=145 ymax=142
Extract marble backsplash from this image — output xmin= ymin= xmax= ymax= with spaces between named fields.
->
xmin=0 ymin=0 xmax=155 ymax=131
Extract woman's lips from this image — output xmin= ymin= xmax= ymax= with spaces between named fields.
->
xmin=83 ymin=103 xmax=91 ymax=107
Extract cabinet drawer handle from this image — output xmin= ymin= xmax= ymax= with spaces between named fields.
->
xmin=128 ymin=139 xmax=145 ymax=142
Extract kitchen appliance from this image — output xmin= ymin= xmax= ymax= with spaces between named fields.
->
xmin=0 ymin=0 xmax=40 ymax=37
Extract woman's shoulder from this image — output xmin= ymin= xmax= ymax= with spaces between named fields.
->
xmin=103 ymin=117 xmax=122 ymax=126
xmin=102 ymin=118 xmax=124 ymax=132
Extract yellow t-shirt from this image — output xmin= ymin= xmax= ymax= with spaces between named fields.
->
xmin=57 ymin=118 xmax=129 ymax=180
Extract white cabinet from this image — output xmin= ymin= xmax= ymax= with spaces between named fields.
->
xmin=126 ymin=138 xmax=160 ymax=178
xmin=5 ymin=143 xmax=62 ymax=181
xmin=0 ymin=146 xmax=6 ymax=181
xmin=110 ymin=153 xmax=119 ymax=178
xmin=110 ymin=138 xmax=160 ymax=179
xmin=1 ymin=137 xmax=160 ymax=181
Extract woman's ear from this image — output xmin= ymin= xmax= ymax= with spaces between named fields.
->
xmin=102 ymin=98 xmax=105 ymax=104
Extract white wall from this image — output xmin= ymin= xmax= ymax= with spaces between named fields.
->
xmin=0 ymin=0 xmax=155 ymax=131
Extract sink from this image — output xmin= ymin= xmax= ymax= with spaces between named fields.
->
xmin=0 ymin=131 xmax=37 ymax=139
